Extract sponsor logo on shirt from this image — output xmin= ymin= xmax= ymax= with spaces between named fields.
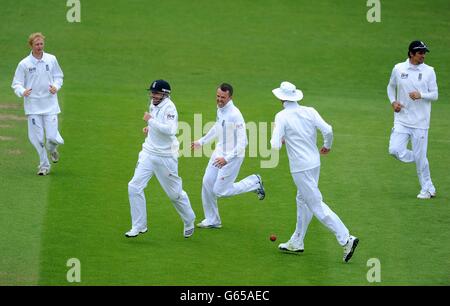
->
xmin=46 ymin=64 xmax=49 ymax=71
xmin=418 ymin=73 xmax=422 ymax=81
xmin=167 ymin=114 xmax=175 ymax=120
xmin=401 ymin=73 xmax=408 ymax=79
xmin=28 ymin=67 xmax=37 ymax=73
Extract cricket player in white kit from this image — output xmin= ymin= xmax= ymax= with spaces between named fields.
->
xmin=126 ymin=80 xmax=196 ymax=238
xmin=191 ymin=83 xmax=265 ymax=228
xmin=270 ymin=81 xmax=358 ymax=263
xmin=387 ymin=40 xmax=438 ymax=199
xmin=11 ymin=33 xmax=64 ymax=175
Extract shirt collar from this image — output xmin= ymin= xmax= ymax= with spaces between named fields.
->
xmin=153 ymin=97 xmax=170 ymax=109
xmin=405 ymin=58 xmax=423 ymax=71
xmin=29 ymin=51 xmax=46 ymax=64
xmin=218 ymin=100 xmax=234 ymax=112
xmin=283 ymin=101 xmax=299 ymax=109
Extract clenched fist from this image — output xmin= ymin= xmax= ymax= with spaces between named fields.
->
xmin=392 ymin=101 xmax=403 ymax=113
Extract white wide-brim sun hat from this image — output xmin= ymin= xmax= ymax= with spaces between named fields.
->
xmin=272 ymin=81 xmax=303 ymax=102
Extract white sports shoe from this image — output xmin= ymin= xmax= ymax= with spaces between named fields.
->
xmin=417 ymin=191 xmax=432 ymax=199
xmin=37 ymin=167 xmax=50 ymax=176
xmin=343 ymin=235 xmax=359 ymax=263
xmin=50 ymin=150 xmax=59 ymax=163
xmin=184 ymin=222 xmax=195 ymax=238
xmin=278 ymin=240 xmax=304 ymax=253
xmin=196 ymin=220 xmax=222 ymax=229
xmin=125 ymin=227 xmax=148 ymax=238
xmin=255 ymin=174 xmax=266 ymax=200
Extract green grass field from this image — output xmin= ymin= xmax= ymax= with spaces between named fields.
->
xmin=1 ymin=0 xmax=449 ymax=285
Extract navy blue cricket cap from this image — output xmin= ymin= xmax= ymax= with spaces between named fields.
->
xmin=409 ymin=40 xmax=429 ymax=53
xmin=147 ymin=79 xmax=171 ymax=93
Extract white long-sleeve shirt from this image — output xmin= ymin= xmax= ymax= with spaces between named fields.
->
xmin=387 ymin=59 xmax=438 ymax=129
xmin=11 ymin=52 xmax=64 ymax=115
xmin=198 ymin=100 xmax=247 ymax=162
xmin=142 ymin=98 xmax=179 ymax=158
xmin=270 ymin=101 xmax=333 ymax=173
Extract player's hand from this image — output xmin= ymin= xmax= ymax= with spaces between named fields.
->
xmin=320 ymin=147 xmax=330 ymax=155
xmin=143 ymin=112 xmax=152 ymax=121
xmin=143 ymin=126 xmax=149 ymax=135
xmin=213 ymin=157 xmax=227 ymax=168
xmin=23 ymin=89 xmax=32 ymax=97
xmin=49 ymin=85 xmax=57 ymax=94
xmin=392 ymin=101 xmax=404 ymax=113
xmin=191 ymin=141 xmax=201 ymax=150
xmin=409 ymin=91 xmax=421 ymax=100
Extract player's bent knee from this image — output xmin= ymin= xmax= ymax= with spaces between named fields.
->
xmin=308 ymin=204 xmax=327 ymax=220
xmin=213 ymin=185 xmax=229 ymax=198
xmin=168 ymin=190 xmax=184 ymax=202
xmin=296 ymin=196 xmax=304 ymax=204
xmin=316 ymin=213 xmax=332 ymax=224
xmin=47 ymin=137 xmax=59 ymax=145
xmin=388 ymin=147 xmax=400 ymax=159
xmin=202 ymin=176 xmax=215 ymax=188
xmin=214 ymin=192 xmax=226 ymax=198
xmin=28 ymin=134 xmax=44 ymax=146
xmin=128 ymin=182 xmax=143 ymax=195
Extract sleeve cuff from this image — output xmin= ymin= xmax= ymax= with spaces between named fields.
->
xmin=223 ymin=154 xmax=234 ymax=163
xmin=19 ymin=88 xmax=26 ymax=97
xmin=420 ymin=91 xmax=434 ymax=100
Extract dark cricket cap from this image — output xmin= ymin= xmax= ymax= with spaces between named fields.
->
xmin=147 ymin=79 xmax=171 ymax=93
xmin=409 ymin=40 xmax=429 ymax=53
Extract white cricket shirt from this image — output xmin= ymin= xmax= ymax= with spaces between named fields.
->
xmin=387 ymin=59 xmax=438 ymax=129
xmin=142 ymin=98 xmax=180 ymax=158
xmin=198 ymin=100 xmax=247 ymax=162
xmin=270 ymin=101 xmax=333 ymax=173
xmin=12 ymin=52 xmax=64 ymax=115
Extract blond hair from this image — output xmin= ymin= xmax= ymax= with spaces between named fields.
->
xmin=28 ymin=32 xmax=45 ymax=46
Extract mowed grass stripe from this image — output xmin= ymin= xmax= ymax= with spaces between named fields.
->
xmin=0 ymin=103 xmax=50 ymax=285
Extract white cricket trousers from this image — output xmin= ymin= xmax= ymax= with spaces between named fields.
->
xmin=291 ymin=167 xmax=350 ymax=247
xmin=27 ymin=114 xmax=64 ymax=169
xmin=201 ymin=152 xmax=260 ymax=225
xmin=388 ymin=124 xmax=435 ymax=193
xmin=128 ymin=151 xmax=195 ymax=230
